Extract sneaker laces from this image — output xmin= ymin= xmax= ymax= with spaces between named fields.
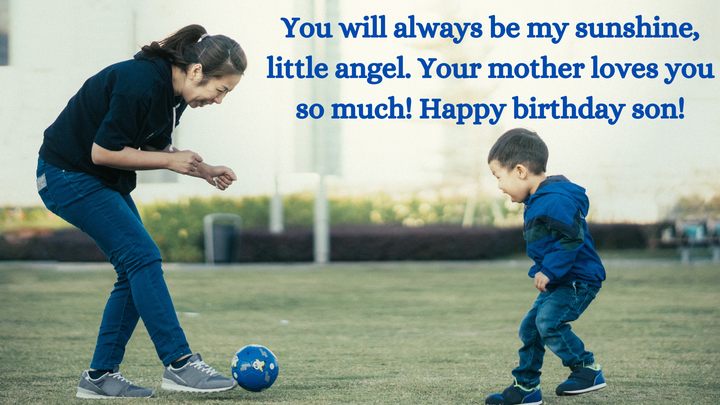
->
xmin=512 ymin=378 xmax=537 ymax=392
xmin=110 ymin=373 xmax=135 ymax=386
xmin=190 ymin=359 xmax=220 ymax=376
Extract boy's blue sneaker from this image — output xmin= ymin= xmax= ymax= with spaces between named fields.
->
xmin=486 ymin=380 xmax=542 ymax=405
xmin=555 ymin=364 xmax=606 ymax=396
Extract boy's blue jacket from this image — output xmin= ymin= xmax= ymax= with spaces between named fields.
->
xmin=523 ymin=175 xmax=605 ymax=288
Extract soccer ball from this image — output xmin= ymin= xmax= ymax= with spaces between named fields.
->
xmin=231 ymin=344 xmax=279 ymax=392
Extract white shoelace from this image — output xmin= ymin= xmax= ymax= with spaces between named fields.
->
xmin=191 ymin=360 xmax=219 ymax=376
xmin=110 ymin=373 xmax=135 ymax=386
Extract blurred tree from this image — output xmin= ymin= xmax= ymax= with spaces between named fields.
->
xmin=410 ymin=3 xmax=498 ymax=226
xmin=670 ymin=192 xmax=720 ymax=219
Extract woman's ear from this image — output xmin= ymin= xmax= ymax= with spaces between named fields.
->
xmin=188 ymin=63 xmax=203 ymax=83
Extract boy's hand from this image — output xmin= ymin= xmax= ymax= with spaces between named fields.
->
xmin=534 ymin=272 xmax=550 ymax=292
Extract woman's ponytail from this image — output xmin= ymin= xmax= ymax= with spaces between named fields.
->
xmin=141 ymin=24 xmax=246 ymax=82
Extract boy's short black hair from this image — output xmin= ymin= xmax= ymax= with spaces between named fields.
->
xmin=488 ymin=128 xmax=548 ymax=175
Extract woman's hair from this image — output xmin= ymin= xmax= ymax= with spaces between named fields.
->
xmin=141 ymin=24 xmax=247 ymax=83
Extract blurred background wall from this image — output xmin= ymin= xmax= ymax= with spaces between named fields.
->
xmin=1 ymin=0 xmax=718 ymax=223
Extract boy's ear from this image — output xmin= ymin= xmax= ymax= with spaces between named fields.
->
xmin=515 ymin=164 xmax=529 ymax=179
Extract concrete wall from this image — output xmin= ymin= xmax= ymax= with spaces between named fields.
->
xmin=2 ymin=0 xmax=297 ymax=206
xmin=1 ymin=0 xmax=718 ymax=223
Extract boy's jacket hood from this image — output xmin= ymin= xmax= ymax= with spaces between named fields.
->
xmin=526 ymin=175 xmax=589 ymax=217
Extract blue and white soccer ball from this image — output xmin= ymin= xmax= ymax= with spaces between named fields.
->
xmin=231 ymin=344 xmax=279 ymax=392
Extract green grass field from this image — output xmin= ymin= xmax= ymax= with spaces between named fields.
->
xmin=1 ymin=259 xmax=719 ymax=404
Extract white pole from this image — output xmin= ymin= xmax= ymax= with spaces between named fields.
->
xmin=312 ymin=0 xmax=330 ymax=264
xmin=314 ymin=174 xmax=329 ymax=263
xmin=270 ymin=175 xmax=284 ymax=234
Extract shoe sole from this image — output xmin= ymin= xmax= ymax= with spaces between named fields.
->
xmin=557 ymin=382 xmax=607 ymax=396
xmin=161 ymin=377 xmax=237 ymax=393
xmin=486 ymin=397 xmax=542 ymax=405
xmin=76 ymin=387 xmax=156 ymax=399
xmin=77 ymin=387 xmax=114 ymax=399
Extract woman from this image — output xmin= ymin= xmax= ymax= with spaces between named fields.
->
xmin=37 ymin=24 xmax=246 ymax=398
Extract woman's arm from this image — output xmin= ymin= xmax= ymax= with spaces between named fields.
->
xmin=91 ymin=143 xmax=203 ymax=175
xmin=91 ymin=143 xmax=237 ymax=190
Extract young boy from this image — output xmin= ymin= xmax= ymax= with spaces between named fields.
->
xmin=485 ymin=128 xmax=606 ymax=405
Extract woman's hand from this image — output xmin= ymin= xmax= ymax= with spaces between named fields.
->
xmin=155 ymin=147 xmax=237 ymax=190
xmin=91 ymin=143 xmax=235 ymax=189
xmin=168 ymin=147 xmax=203 ymax=175
xmin=195 ymin=164 xmax=237 ymax=190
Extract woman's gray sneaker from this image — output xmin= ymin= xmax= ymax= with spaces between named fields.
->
xmin=161 ymin=353 xmax=237 ymax=393
xmin=76 ymin=370 xmax=156 ymax=398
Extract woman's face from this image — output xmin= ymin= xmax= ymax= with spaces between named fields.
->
xmin=181 ymin=65 xmax=242 ymax=108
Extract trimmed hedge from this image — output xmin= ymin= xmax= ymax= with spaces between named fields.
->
xmin=330 ymin=226 xmax=525 ymax=261
xmin=237 ymin=226 xmax=526 ymax=262
xmin=0 ymin=228 xmax=105 ymax=262
xmin=136 ymin=194 xmax=513 ymax=262
xmin=584 ymin=223 xmax=651 ymax=250
xmin=1 ymin=223 xmax=655 ymax=263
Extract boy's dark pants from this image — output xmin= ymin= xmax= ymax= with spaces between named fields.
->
xmin=512 ymin=281 xmax=599 ymax=388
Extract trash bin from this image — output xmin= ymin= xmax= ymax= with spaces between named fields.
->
xmin=204 ymin=214 xmax=242 ymax=264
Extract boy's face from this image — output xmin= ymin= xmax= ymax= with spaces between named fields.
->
xmin=488 ymin=160 xmax=534 ymax=203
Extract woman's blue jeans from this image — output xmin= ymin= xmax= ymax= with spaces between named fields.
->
xmin=36 ymin=158 xmax=191 ymax=370
xmin=512 ymin=281 xmax=599 ymax=388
